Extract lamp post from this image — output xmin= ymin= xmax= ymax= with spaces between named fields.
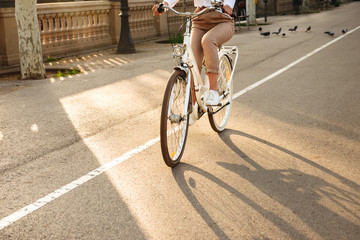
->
xmin=116 ymin=0 xmax=135 ymax=54
xmin=263 ymin=0 xmax=268 ymax=23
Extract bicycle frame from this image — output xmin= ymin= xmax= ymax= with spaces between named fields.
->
xmin=162 ymin=4 xmax=239 ymax=118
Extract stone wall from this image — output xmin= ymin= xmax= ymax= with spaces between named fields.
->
xmin=0 ymin=0 xmax=194 ymax=66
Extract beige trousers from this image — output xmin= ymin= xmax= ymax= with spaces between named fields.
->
xmin=191 ymin=9 xmax=235 ymax=74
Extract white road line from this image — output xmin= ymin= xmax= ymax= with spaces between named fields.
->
xmin=0 ymin=137 xmax=160 ymax=231
xmin=1 ymin=25 xmax=358 ymax=231
xmin=233 ymin=25 xmax=360 ymax=99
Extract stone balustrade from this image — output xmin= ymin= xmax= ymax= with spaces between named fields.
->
xmin=0 ymin=0 xmax=195 ymax=66
xmin=129 ymin=3 xmax=157 ymax=40
xmin=37 ymin=1 xmax=113 ymax=58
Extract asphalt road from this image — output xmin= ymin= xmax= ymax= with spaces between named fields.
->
xmin=1 ymin=2 xmax=359 ymax=239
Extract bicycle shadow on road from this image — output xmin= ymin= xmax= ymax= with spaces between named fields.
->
xmin=217 ymin=129 xmax=360 ymax=239
xmin=172 ymin=163 xmax=309 ymax=239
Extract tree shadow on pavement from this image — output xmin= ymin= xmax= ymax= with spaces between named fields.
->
xmin=0 ymin=44 xmax=173 ymax=238
xmin=0 ymin=64 xmax=157 ymax=239
xmin=217 ymin=129 xmax=360 ymax=239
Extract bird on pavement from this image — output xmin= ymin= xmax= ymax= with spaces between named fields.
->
xmin=258 ymin=27 xmax=262 ymax=32
xmin=272 ymin=28 xmax=282 ymax=35
xmin=342 ymin=29 xmax=348 ymax=34
xmin=260 ymin=31 xmax=270 ymax=37
xmin=305 ymin=25 xmax=311 ymax=32
xmin=324 ymin=31 xmax=334 ymax=36
xmin=282 ymin=33 xmax=286 ymax=37
xmin=289 ymin=26 xmax=298 ymax=32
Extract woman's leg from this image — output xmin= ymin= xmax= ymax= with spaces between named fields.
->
xmin=190 ymin=27 xmax=206 ymax=73
xmin=201 ymin=21 xmax=234 ymax=91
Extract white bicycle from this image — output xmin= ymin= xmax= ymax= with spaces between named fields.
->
xmin=159 ymin=1 xmax=239 ymax=167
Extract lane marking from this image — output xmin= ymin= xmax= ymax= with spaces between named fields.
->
xmin=1 ymin=25 xmax=359 ymax=231
xmin=233 ymin=25 xmax=360 ymax=99
xmin=0 ymin=137 xmax=159 ymax=230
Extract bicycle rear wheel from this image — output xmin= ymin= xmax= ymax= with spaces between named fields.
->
xmin=208 ymin=55 xmax=233 ymax=132
xmin=160 ymin=70 xmax=190 ymax=167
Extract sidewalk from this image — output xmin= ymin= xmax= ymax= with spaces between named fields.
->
xmin=0 ymin=39 xmax=166 ymax=79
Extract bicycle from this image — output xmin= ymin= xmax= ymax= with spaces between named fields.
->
xmin=159 ymin=1 xmax=239 ymax=167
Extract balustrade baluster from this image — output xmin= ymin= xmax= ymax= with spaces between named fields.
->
xmin=38 ymin=15 xmax=46 ymax=45
xmin=95 ymin=13 xmax=99 ymax=38
xmin=96 ymin=11 xmax=101 ymax=37
xmin=54 ymin=14 xmax=60 ymax=43
xmin=95 ymin=11 xmax=100 ymax=37
xmin=81 ymin=12 xmax=86 ymax=39
xmin=74 ymin=12 xmax=80 ymax=40
xmin=78 ymin=13 xmax=83 ymax=40
xmin=43 ymin=17 xmax=48 ymax=45
xmin=92 ymin=11 xmax=98 ymax=37
xmin=89 ymin=11 xmax=94 ymax=38
xmin=101 ymin=10 xmax=107 ymax=37
xmin=65 ymin=14 xmax=71 ymax=41
xmin=85 ymin=11 xmax=90 ymax=38
xmin=71 ymin=13 xmax=76 ymax=40
xmin=60 ymin=14 xmax=66 ymax=42
xmin=44 ymin=15 xmax=52 ymax=43
xmin=51 ymin=14 xmax=57 ymax=43
xmin=75 ymin=12 xmax=82 ymax=39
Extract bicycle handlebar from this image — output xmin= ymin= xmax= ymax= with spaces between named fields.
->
xmin=157 ymin=3 xmax=232 ymax=19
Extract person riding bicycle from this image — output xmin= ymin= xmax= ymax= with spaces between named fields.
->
xmin=152 ymin=0 xmax=235 ymax=107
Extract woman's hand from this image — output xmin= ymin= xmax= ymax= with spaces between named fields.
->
xmin=152 ymin=2 xmax=168 ymax=16
xmin=223 ymin=4 xmax=233 ymax=15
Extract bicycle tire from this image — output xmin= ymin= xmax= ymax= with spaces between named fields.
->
xmin=208 ymin=55 xmax=233 ymax=132
xmin=160 ymin=69 xmax=190 ymax=167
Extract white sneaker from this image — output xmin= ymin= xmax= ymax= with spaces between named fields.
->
xmin=188 ymin=102 xmax=198 ymax=126
xmin=205 ymin=90 xmax=220 ymax=106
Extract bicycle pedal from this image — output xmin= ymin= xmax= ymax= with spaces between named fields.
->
xmin=210 ymin=102 xmax=230 ymax=114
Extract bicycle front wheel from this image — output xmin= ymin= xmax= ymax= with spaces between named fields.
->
xmin=208 ymin=55 xmax=233 ymax=132
xmin=160 ymin=70 xmax=190 ymax=167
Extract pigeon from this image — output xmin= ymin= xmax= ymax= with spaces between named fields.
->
xmin=342 ymin=29 xmax=348 ymax=34
xmin=272 ymin=28 xmax=282 ymax=35
xmin=258 ymin=27 xmax=262 ymax=32
xmin=324 ymin=31 xmax=334 ymax=36
xmin=289 ymin=26 xmax=297 ymax=32
xmin=260 ymin=31 xmax=270 ymax=37
xmin=282 ymin=33 xmax=286 ymax=37
xmin=305 ymin=25 xmax=311 ymax=32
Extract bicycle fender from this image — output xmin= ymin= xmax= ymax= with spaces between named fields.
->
xmin=173 ymin=66 xmax=189 ymax=74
